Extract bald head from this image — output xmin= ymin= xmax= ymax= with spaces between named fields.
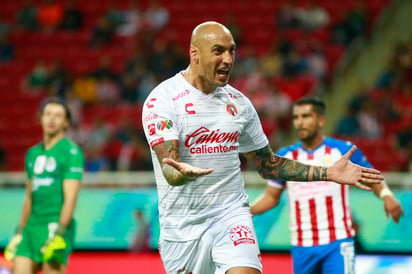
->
xmin=190 ymin=21 xmax=234 ymax=47
xmin=184 ymin=21 xmax=236 ymax=94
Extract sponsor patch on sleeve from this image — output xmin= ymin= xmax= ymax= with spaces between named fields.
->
xmin=156 ymin=119 xmax=174 ymax=133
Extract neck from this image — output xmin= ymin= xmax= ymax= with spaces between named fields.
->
xmin=182 ymin=66 xmax=216 ymax=94
xmin=44 ymin=132 xmax=65 ymax=150
xmin=302 ymin=135 xmax=325 ymax=151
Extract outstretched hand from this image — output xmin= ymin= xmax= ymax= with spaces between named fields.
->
xmin=162 ymin=158 xmax=214 ymax=180
xmin=328 ymin=145 xmax=384 ymax=191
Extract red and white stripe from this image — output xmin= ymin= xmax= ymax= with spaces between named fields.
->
xmin=287 ymin=145 xmax=355 ymax=247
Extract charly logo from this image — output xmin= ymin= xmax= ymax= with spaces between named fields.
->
xmin=230 ymin=225 xmax=256 ymax=246
xmin=148 ymin=123 xmax=156 ymax=136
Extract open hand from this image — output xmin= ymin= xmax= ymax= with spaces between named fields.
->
xmin=162 ymin=158 xmax=214 ymax=180
xmin=328 ymin=146 xmax=384 ymax=191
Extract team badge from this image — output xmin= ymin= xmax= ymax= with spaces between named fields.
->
xmin=230 ymin=225 xmax=256 ymax=246
xmin=226 ymin=103 xmax=238 ymax=116
xmin=45 ymin=157 xmax=57 ymax=172
xmin=34 ymin=155 xmax=47 ymax=174
xmin=323 ymin=154 xmax=331 ymax=165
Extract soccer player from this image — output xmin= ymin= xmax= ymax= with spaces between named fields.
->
xmin=4 ymin=98 xmax=84 ymax=274
xmin=141 ymin=21 xmax=384 ymax=274
xmin=251 ymin=96 xmax=404 ymax=274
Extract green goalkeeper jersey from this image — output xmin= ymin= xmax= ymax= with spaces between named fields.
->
xmin=25 ymin=137 xmax=84 ymax=224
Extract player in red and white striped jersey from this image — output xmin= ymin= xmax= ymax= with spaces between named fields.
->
xmin=251 ymin=97 xmax=403 ymax=274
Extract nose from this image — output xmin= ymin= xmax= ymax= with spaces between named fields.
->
xmin=294 ymin=116 xmax=303 ymax=127
xmin=222 ymin=50 xmax=234 ymax=65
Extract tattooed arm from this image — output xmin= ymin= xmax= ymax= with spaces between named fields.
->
xmin=152 ymin=140 xmax=214 ymax=186
xmin=244 ymin=145 xmax=327 ymax=181
xmin=244 ymin=145 xmax=384 ymax=191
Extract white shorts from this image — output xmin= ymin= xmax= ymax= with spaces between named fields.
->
xmin=159 ymin=207 xmax=262 ymax=274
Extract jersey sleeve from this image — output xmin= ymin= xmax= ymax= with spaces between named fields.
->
xmin=349 ymin=143 xmax=373 ymax=168
xmin=63 ymin=145 xmax=85 ymax=181
xmin=25 ymin=149 xmax=33 ymax=179
xmin=336 ymin=140 xmax=373 ymax=168
xmin=142 ymin=87 xmax=179 ymax=148
xmin=238 ymin=97 xmax=269 ymax=153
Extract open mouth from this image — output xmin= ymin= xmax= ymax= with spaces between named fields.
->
xmin=297 ymin=129 xmax=308 ymax=134
xmin=217 ymin=67 xmax=229 ymax=78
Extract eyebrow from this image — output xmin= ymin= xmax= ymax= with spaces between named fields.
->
xmin=212 ymin=43 xmax=236 ymax=50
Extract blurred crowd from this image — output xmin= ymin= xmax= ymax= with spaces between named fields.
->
xmin=335 ymin=40 xmax=412 ymax=171
xmin=0 ymin=0 xmax=410 ymax=172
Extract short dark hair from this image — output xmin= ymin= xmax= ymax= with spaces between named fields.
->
xmin=40 ymin=97 xmax=72 ymax=124
xmin=295 ymin=96 xmax=326 ymax=116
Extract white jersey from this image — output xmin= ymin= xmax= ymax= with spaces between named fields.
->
xmin=269 ymin=137 xmax=372 ymax=247
xmin=142 ymin=72 xmax=268 ymax=241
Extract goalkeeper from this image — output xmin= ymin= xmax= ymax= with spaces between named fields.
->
xmin=4 ymin=98 xmax=84 ymax=274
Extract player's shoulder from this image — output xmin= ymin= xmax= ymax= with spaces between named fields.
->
xmin=324 ymin=136 xmax=353 ymax=151
xmin=146 ymin=73 xmax=183 ymax=99
xmin=26 ymin=142 xmax=43 ymax=157
xmin=276 ymin=142 xmax=302 ymax=156
xmin=61 ymin=137 xmax=84 ymax=155
xmin=220 ymin=85 xmax=248 ymax=99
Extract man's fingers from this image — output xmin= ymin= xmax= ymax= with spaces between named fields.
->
xmin=342 ymin=145 xmax=357 ymax=160
xmin=359 ymin=177 xmax=383 ymax=185
xmin=163 ymin=158 xmax=177 ymax=166
xmin=361 ymin=169 xmax=384 ymax=184
xmin=162 ymin=158 xmax=214 ymax=175
xmin=354 ymin=182 xmax=372 ymax=191
xmin=393 ymin=214 xmax=399 ymax=224
xmin=393 ymin=207 xmax=404 ymax=224
xmin=391 ymin=211 xmax=401 ymax=224
xmin=362 ymin=167 xmax=382 ymax=175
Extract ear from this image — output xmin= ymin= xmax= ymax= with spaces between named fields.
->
xmin=64 ymin=119 xmax=70 ymax=131
xmin=189 ymin=45 xmax=198 ymax=64
xmin=318 ymin=115 xmax=326 ymax=128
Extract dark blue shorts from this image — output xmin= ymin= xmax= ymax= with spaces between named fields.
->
xmin=291 ymin=238 xmax=355 ymax=274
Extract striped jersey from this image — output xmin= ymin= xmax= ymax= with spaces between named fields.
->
xmin=269 ymin=137 xmax=372 ymax=247
xmin=142 ymin=72 xmax=268 ymax=241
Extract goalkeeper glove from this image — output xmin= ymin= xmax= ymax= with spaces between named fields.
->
xmin=41 ymin=224 xmax=67 ymax=264
xmin=4 ymin=227 xmax=24 ymax=261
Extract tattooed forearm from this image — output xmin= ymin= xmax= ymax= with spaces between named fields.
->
xmin=244 ymin=145 xmax=329 ymax=181
xmin=157 ymin=140 xmax=181 ymax=162
xmin=153 ymin=140 xmax=186 ymax=186
xmin=162 ymin=164 xmax=186 ymax=186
